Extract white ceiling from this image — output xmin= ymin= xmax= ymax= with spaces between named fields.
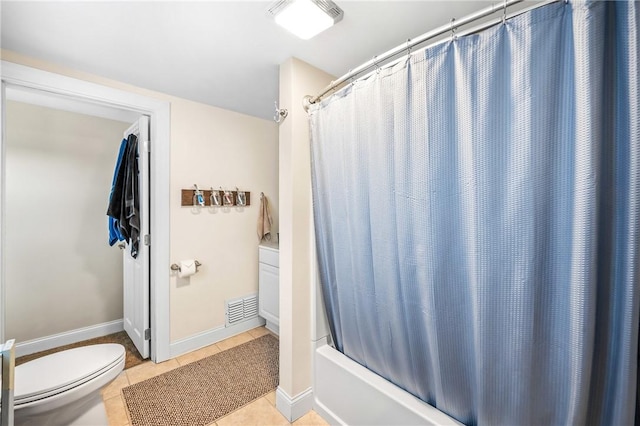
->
xmin=1 ymin=1 xmax=523 ymax=121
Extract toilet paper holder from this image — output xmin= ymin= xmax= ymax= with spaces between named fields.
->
xmin=170 ymin=260 xmax=202 ymax=273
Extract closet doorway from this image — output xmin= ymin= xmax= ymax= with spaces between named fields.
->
xmin=0 ymin=61 xmax=171 ymax=362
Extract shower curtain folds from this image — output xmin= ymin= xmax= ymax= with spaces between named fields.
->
xmin=309 ymin=1 xmax=639 ymax=425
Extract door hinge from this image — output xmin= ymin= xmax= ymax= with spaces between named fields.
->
xmin=144 ymin=234 xmax=151 ymax=246
xmin=143 ymin=140 xmax=150 ymax=153
xmin=144 ymin=328 xmax=151 ymax=340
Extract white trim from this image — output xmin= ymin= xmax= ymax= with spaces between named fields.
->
xmin=168 ymin=317 xmax=266 ymax=359
xmin=14 ymin=319 xmax=124 ymax=358
xmin=275 ymin=386 xmax=314 ymax=422
xmin=147 ymin=93 xmax=171 ymax=363
xmin=0 ymin=80 xmax=5 ymax=345
xmin=0 ymin=61 xmax=171 ymax=362
xmin=264 ymin=320 xmax=279 ymax=336
xmin=6 ymin=85 xmax=140 ymax=123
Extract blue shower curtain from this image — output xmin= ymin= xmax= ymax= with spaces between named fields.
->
xmin=309 ymin=1 xmax=639 ymax=424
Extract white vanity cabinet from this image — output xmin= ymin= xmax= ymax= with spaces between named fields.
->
xmin=258 ymin=242 xmax=279 ymax=335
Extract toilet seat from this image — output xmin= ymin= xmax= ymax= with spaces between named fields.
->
xmin=15 ymin=344 xmax=126 ymax=406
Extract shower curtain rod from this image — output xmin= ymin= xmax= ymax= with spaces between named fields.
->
xmin=304 ymin=0 xmax=559 ymax=108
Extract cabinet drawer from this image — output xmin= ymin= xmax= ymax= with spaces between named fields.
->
xmin=259 ymin=247 xmax=279 ymax=267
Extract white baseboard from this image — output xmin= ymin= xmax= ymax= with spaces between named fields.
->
xmin=15 ymin=319 xmax=124 ymax=358
xmin=168 ymin=317 xmax=266 ymax=359
xmin=276 ymin=386 xmax=314 ymax=422
xmin=265 ymin=320 xmax=279 ymax=336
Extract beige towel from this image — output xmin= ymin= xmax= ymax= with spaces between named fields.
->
xmin=257 ymin=194 xmax=273 ymax=241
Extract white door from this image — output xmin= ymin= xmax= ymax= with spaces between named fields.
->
xmin=123 ymin=116 xmax=150 ymax=359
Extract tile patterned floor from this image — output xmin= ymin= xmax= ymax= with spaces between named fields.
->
xmin=101 ymin=326 xmax=329 ymax=426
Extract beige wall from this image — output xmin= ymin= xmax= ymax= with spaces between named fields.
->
xmin=5 ymin=100 xmax=128 ymax=342
xmin=278 ymin=57 xmax=333 ymax=403
xmin=1 ymin=50 xmax=279 ymax=344
xmin=169 ymin=97 xmax=279 ymax=340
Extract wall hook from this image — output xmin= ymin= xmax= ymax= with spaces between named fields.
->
xmin=236 ymin=187 xmax=247 ymax=206
xmin=210 ymin=186 xmax=222 ymax=206
xmin=274 ymin=101 xmax=288 ymax=123
xmin=193 ymin=184 xmax=205 ymax=206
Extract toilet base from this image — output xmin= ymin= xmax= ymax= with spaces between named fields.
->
xmin=16 ymin=391 xmax=109 ymax=426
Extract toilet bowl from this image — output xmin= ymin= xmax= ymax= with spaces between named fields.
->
xmin=14 ymin=343 xmax=125 ymax=426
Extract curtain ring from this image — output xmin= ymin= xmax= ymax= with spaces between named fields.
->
xmin=502 ymin=0 xmax=507 ymax=24
xmin=450 ymin=18 xmax=457 ymax=41
xmin=406 ymin=38 xmax=412 ymax=58
xmin=373 ymin=55 xmax=381 ymax=74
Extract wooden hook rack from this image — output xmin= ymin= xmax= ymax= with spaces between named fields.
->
xmin=181 ymin=189 xmax=251 ymax=207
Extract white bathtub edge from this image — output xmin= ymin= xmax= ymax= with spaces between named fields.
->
xmin=314 ymin=344 xmax=463 ymax=426
xmin=313 ymin=397 xmax=346 ymax=426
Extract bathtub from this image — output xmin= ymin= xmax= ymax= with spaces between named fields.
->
xmin=313 ymin=343 xmax=463 ymax=425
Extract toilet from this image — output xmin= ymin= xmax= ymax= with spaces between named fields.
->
xmin=13 ymin=343 xmax=125 ymax=426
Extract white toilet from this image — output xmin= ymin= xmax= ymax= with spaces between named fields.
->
xmin=13 ymin=343 xmax=125 ymax=426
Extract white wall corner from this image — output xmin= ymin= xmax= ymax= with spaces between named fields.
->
xmin=276 ymin=385 xmax=314 ymax=422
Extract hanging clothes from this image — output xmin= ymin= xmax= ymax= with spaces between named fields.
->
xmin=108 ymin=138 xmax=127 ymax=246
xmin=107 ymin=133 xmax=140 ymax=258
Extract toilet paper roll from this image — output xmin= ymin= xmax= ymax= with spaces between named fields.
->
xmin=178 ymin=260 xmax=197 ymax=278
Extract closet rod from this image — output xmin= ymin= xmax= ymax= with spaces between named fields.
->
xmin=304 ymin=0 xmax=556 ymax=108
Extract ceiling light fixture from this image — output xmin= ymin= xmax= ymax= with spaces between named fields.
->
xmin=268 ymin=0 xmax=344 ymax=40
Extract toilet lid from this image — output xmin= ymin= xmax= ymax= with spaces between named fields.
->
xmin=15 ymin=343 xmax=125 ymax=404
